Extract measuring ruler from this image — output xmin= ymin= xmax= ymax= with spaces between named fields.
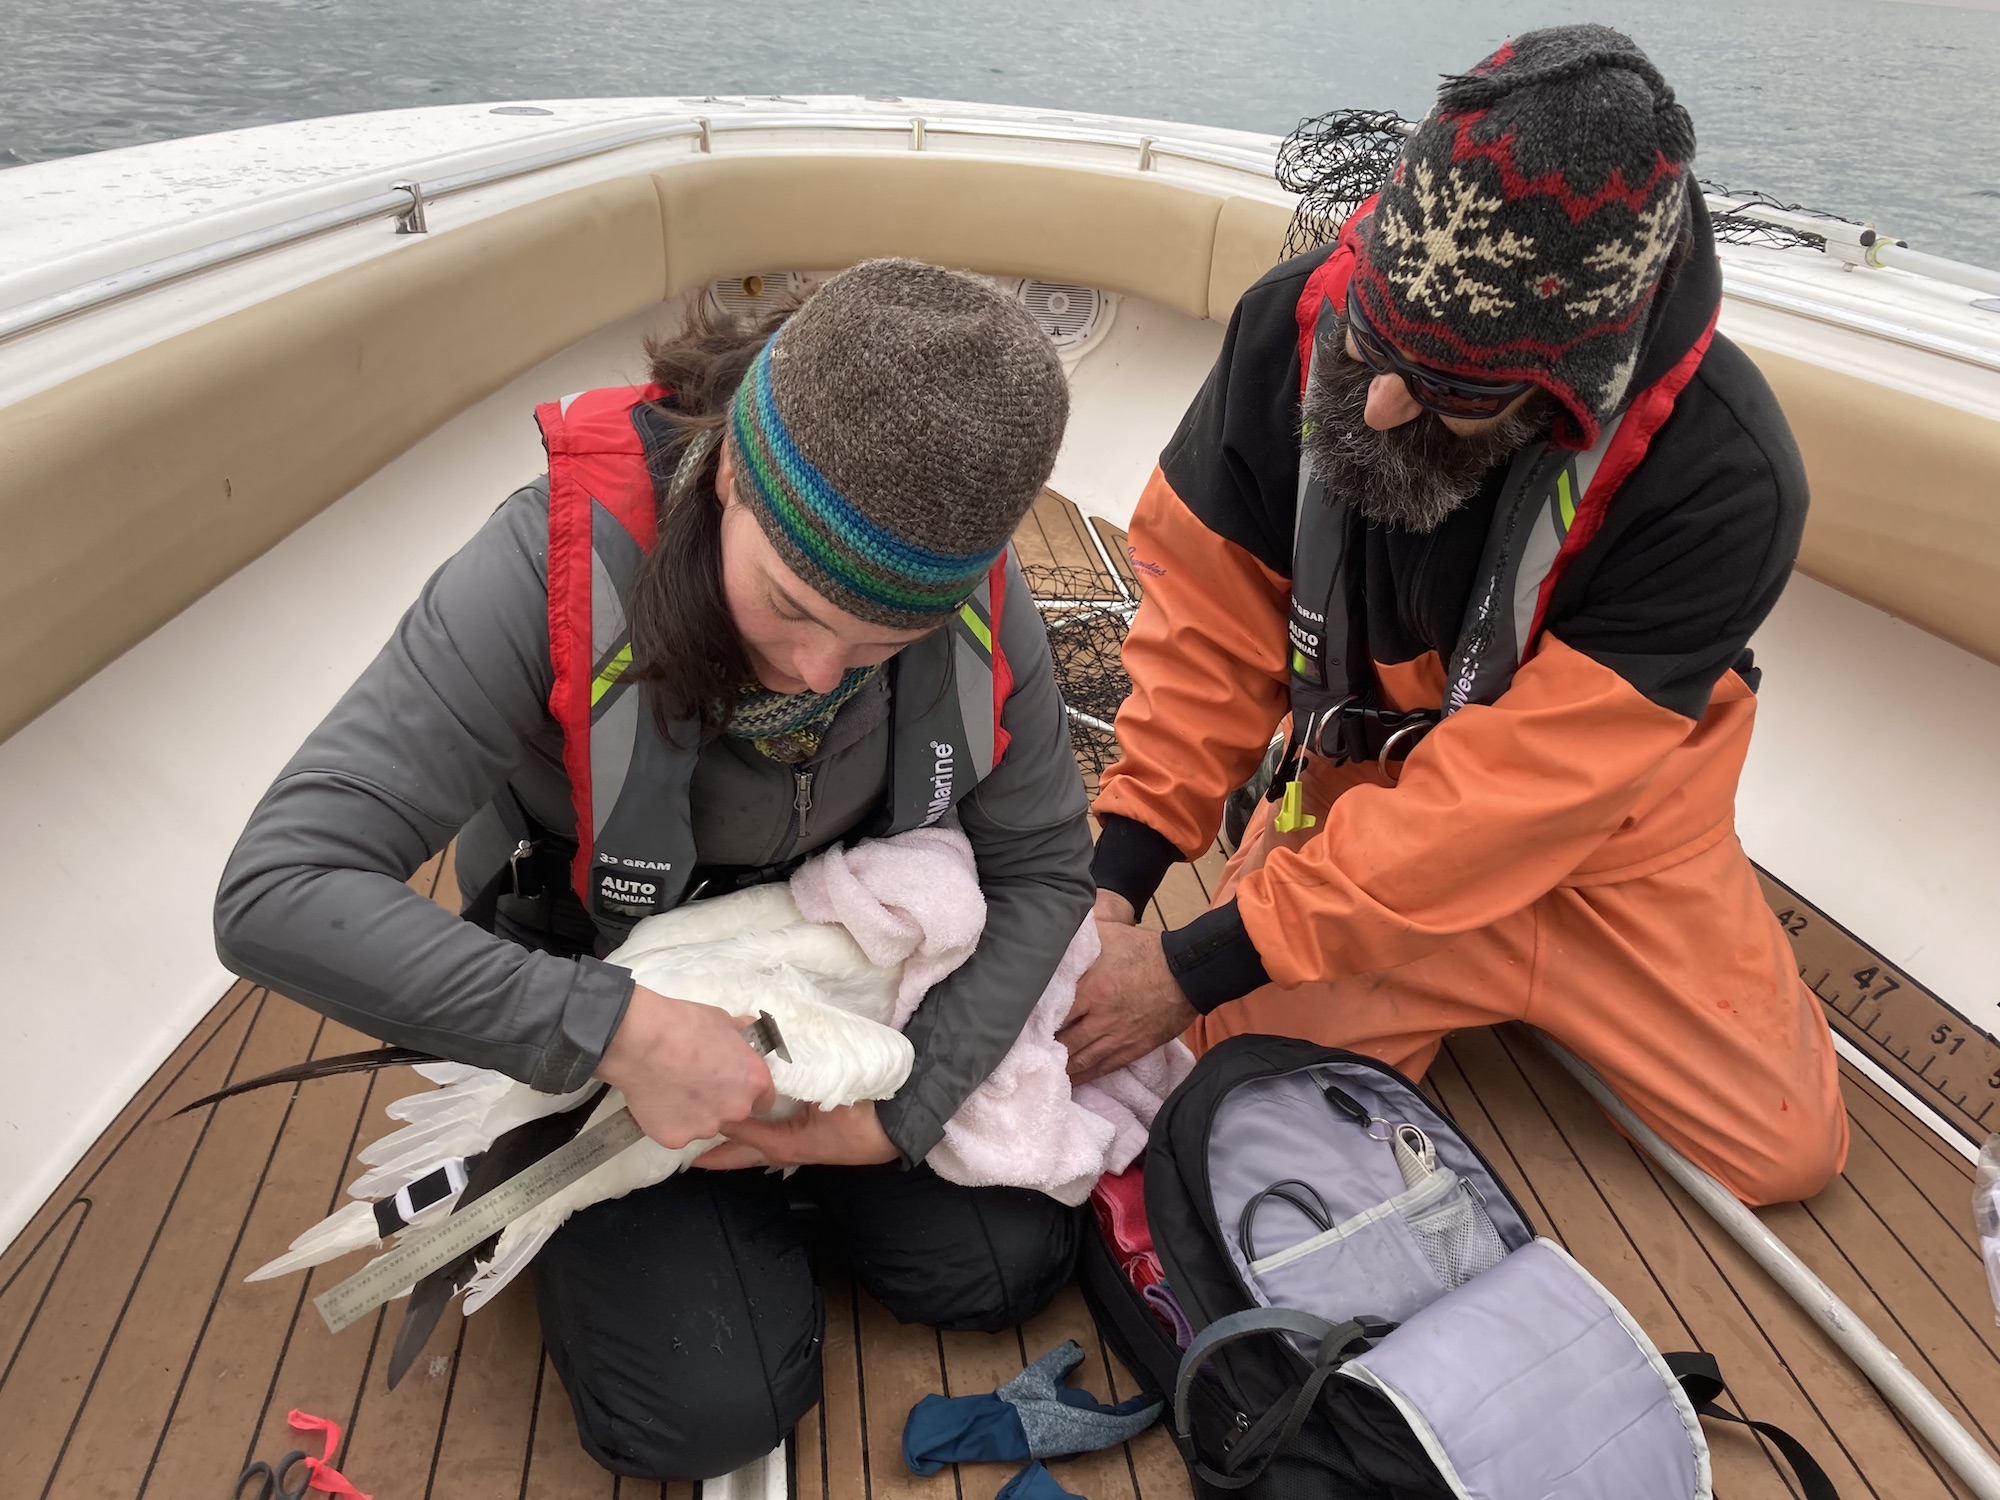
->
xmin=314 ymin=1106 xmax=646 ymax=1332
xmin=1759 ymin=868 xmax=2000 ymax=1145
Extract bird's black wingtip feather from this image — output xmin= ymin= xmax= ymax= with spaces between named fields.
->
xmin=170 ymin=1046 xmax=442 ymax=1116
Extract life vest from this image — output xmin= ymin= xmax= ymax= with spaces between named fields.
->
xmin=1272 ymin=199 xmax=1714 ymax=822
xmin=535 ymin=385 xmax=1011 ymax=935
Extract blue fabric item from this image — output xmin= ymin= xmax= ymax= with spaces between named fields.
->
xmin=998 ymin=1342 xmax=1163 ymax=1458
xmin=904 ymin=1393 xmax=1029 ymax=1474
xmin=996 ymin=1462 xmax=1085 ymax=1500
xmin=903 ymin=1341 xmax=1164 ymax=1475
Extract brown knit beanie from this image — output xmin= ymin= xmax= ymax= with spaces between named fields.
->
xmin=1352 ymin=25 xmax=1697 ymax=446
xmin=728 ymin=258 xmax=1069 ymax=627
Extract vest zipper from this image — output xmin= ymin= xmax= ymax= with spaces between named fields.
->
xmin=792 ymin=768 xmax=815 ymax=846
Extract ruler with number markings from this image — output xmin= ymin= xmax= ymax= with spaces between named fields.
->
xmin=313 ymin=1106 xmax=647 ymax=1333
xmin=1759 ymin=868 xmax=1999 ymax=1146
xmin=314 ymin=1010 xmax=791 ymax=1334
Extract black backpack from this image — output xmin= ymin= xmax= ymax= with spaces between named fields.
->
xmin=1081 ymin=1035 xmax=1837 ymax=1500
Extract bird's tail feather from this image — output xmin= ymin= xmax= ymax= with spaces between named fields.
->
xmin=384 ymin=1074 xmax=506 ymax=1123
xmin=461 ymin=1219 xmax=558 ymax=1313
xmin=245 ymin=1199 xmax=382 ymax=1281
xmin=412 ymin=1061 xmax=481 ymax=1087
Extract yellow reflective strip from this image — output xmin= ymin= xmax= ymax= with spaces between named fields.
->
xmin=1556 ymin=469 xmax=1577 ymax=529
xmin=591 ymin=643 xmax=633 ymax=706
xmin=957 ymin=602 xmax=992 ymax=653
xmin=1291 ymin=647 xmax=1310 ymax=676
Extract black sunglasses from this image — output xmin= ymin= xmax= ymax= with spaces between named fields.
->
xmin=1343 ymin=293 xmax=1534 ymax=422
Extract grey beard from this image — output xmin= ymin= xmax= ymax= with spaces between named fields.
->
xmin=1300 ymin=330 xmax=1552 ymax=534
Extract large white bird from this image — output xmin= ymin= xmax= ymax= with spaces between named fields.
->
xmin=245 ymin=879 xmax=927 ymax=1373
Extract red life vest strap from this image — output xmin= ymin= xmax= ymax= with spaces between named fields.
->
xmin=986 ymin=553 xmax=1013 ymax=765
xmin=537 ymin=385 xmax=670 ymax=901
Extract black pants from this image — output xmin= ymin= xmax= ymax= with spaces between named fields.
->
xmin=531 ymin=1159 xmax=1082 ymax=1480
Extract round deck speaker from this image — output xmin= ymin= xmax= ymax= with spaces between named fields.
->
xmin=1016 ymin=279 xmax=1107 ymax=351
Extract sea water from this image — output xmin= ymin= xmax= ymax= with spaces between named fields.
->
xmin=0 ymin=0 xmax=1996 ymax=267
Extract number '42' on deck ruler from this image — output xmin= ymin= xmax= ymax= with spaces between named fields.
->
xmin=1759 ymin=868 xmax=2000 ymax=1145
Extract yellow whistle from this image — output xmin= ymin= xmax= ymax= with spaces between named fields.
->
xmin=1273 ymin=778 xmax=1316 ymax=833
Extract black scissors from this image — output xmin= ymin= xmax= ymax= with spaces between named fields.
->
xmin=234 ymin=1448 xmax=310 ymax=1500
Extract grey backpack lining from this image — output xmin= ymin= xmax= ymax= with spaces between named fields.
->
xmin=1196 ymin=1059 xmax=1710 ymax=1498
xmin=1211 ymin=1064 xmax=1531 ymax=1340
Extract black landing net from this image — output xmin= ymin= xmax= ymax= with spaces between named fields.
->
xmin=1023 ymin=562 xmax=1134 ymax=779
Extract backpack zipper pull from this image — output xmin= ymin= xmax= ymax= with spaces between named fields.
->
xmin=793 ymin=768 xmax=815 ymax=842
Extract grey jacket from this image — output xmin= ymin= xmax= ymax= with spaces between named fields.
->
xmin=214 ymin=483 xmax=1094 ymax=1162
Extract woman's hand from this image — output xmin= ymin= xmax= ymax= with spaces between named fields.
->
xmin=596 ymin=985 xmax=777 ymax=1149
xmin=693 ymin=1101 xmax=901 ymax=1171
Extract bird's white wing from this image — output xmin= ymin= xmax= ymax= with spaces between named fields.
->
xmin=607 ymin=882 xmax=804 ymax=968
xmin=255 ymin=877 xmax=915 ymax=1299
xmin=245 ymin=1200 xmax=385 ymax=1282
xmin=461 ymin=1087 xmax=719 ymax=1311
xmin=245 ymin=1173 xmax=467 ymax=1282
xmin=460 ymin=970 xmax=914 ymax=1312
xmin=757 ymin=969 xmax=914 ymax=1106
xmin=348 ymin=1073 xmax=596 ymax=1200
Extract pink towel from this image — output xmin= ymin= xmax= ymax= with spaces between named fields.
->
xmin=790 ymin=826 xmax=984 ymax=1029
xmin=1074 ymin=1042 xmax=1195 ymax=1183
xmin=791 ymin=830 xmax=1193 ymax=1205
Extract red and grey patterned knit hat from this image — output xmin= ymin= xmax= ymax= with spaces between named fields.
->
xmin=1351 ymin=25 xmax=1697 ymax=447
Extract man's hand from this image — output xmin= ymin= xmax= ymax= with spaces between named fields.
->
xmin=1059 ymin=920 xmax=1196 ymax=1084
xmin=1093 ymin=889 xmax=1139 ymax=926
xmin=596 ymin=985 xmax=777 ymax=1149
xmin=693 ymin=1102 xmax=900 ymax=1171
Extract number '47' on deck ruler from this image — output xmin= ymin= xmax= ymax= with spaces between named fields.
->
xmin=1759 ymin=868 xmax=2000 ymax=1146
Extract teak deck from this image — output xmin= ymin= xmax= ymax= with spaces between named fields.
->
xmin=5 ymin=492 xmax=1998 ymax=1500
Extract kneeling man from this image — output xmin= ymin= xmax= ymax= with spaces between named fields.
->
xmin=1062 ymin=25 xmax=1847 ymax=1205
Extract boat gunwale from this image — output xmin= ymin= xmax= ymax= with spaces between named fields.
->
xmin=7 ymin=96 xmax=2000 ymax=362
xmin=0 ymin=107 xmax=1284 ymax=345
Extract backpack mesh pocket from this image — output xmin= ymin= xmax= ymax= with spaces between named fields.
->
xmin=1402 ymin=1175 xmax=1508 ymax=1290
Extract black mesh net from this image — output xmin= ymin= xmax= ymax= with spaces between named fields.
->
xmin=1023 ymin=563 xmax=1134 ymax=779
xmin=1276 ymin=109 xmax=1413 ymax=260
xmin=1698 ymin=181 xmax=1862 ymax=252
xmin=1274 ymin=112 xmax=1860 ymax=258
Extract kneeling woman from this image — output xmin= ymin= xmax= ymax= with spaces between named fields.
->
xmin=214 ymin=261 xmax=1093 ymax=1478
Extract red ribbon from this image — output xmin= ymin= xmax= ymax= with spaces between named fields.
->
xmin=285 ymin=1409 xmax=373 ymax=1499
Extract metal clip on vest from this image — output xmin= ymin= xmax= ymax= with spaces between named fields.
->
xmin=1371 ymin=714 xmax=1436 ymax=785
xmin=1269 ymin=702 xmax=1348 ymax=833
xmin=1268 ymin=695 xmax=1442 ymax=829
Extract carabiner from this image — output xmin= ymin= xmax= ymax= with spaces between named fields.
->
xmin=1377 ymin=720 xmax=1429 ymax=785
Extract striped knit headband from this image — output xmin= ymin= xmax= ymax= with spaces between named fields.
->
xmin=729 ymin=338 xmax=1005 ymax=627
